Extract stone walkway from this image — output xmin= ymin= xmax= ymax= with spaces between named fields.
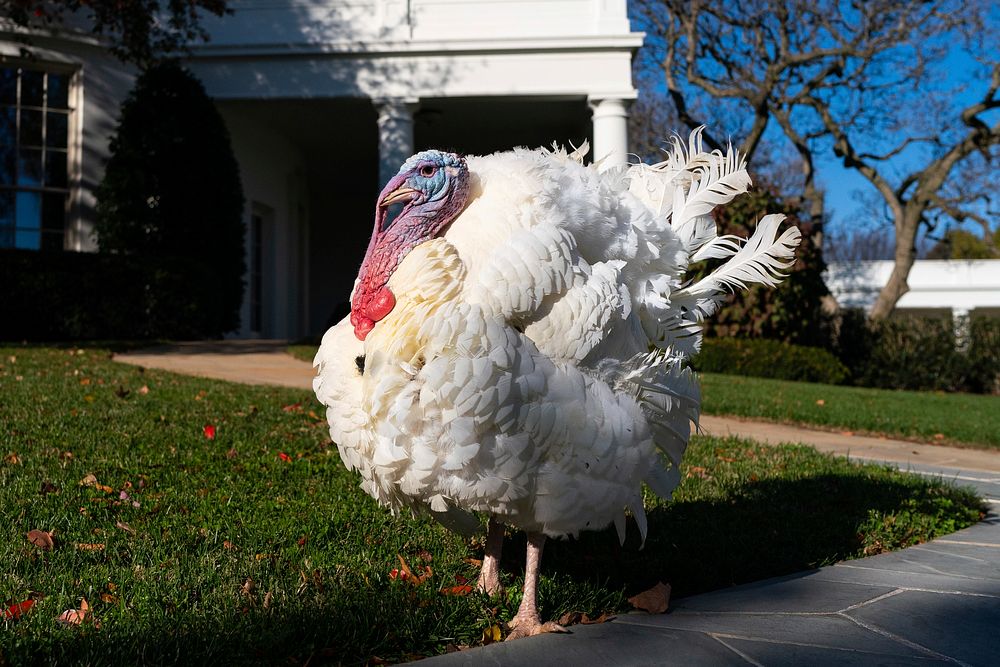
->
xmin=113 ymin=341 xmax=1000 ymax=666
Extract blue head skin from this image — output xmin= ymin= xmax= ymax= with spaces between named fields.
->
xmin=351 ymin=150 xmax=471 ymax=340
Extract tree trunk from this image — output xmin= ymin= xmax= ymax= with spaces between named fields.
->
xmin=869 ymin=213 xmax=920 ymax=320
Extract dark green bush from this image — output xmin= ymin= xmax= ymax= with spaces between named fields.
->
xmin=835 ymin=310 xmax=1000 ymax=393
xmin=94 ymin=60 xmax=244 ymax=337
xmin=0 ymin=248 xmax=222 ymax=341
xmin=693 ymin=337 xmax=850 ymax=385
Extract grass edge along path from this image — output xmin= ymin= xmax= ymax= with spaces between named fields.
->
xmin=700 ymin=372 xmax=1000 ymax=451
xmin=0 ymin=346 xmax=986 ymax=664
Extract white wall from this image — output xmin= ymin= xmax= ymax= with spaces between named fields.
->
xmin=826 ymin=260 xmax=1000 ymax=317
xmin=219 ymin=106 xmax=310 ymax=339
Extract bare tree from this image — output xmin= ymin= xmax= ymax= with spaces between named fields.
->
xmin=633 ymin=0 xmax=1000 ymax=318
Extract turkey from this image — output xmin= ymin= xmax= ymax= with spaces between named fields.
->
xmin=313 ymin=128 xmax=800 ymax=639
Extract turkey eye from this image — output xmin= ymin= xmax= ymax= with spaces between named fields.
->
xmin=419 ymin=165 xmax=436 ymax=178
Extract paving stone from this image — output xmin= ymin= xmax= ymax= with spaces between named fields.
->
xmin=812 ymin=563 xmax=1000 ymax=597
xmin=671 ymin=572 xmax=895 ymax=614
xmin=935 ymin=514 xmax=1000 ymax=546
xmin=847 ymin=589 xmax=1000 ymax=666
xmin=720 ymin=637 xmax=950 ymax=666
xmin=413 ymin=623 xmax=745 ymax=666
xmin=852 ymin=542 xmax=1000 ymax=582
xmin=616 ymin=609 xmax=928 ymax=657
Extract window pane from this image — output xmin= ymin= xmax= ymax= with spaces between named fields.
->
xmin=44 ymin=150 xmax=68 ymax=188
xmin=0 ymin=106 xmax=15 ymax=144
xmin=0 ymin=191 xmax=13 ymax=248
xmin=0 ymin=144 xmax=14 ymax=185
xmin=15 ymin=191 xmax=41 ymax=249
xmin=21 ymin=70 xmax=44 ymax=107
xmin=18 ymin=148 xmax=42 ymax=186
xmin=41 ymin=192 xmax=66 ymax=250
xmin=47 ymin=73 xmax=70 ymax=109
xmin=0 ymin=68 xmax=16 ymax=105
xmin=46 ymin=111 xmax=69 ymax=147
xmin=20 ymin=108 xmax=43 ymax=146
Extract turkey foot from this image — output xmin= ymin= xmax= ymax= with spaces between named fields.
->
xmin=476 ymin=516 xmax=505 ymax=596
xmin=505 ymin=532 xmax=567 ymax=641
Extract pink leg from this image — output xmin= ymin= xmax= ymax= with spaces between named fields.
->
xmin=476 ymin=516 xmax=504 ymax=596
xmin=506 ymin=532 xmax=567 ymax=640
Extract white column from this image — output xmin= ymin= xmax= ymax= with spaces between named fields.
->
xmin=588 ymin=97 xmax=630 ymax=170
xmin=375 ymin=98 xmax=419 ymax=187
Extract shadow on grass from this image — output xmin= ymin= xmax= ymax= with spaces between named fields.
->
xmin=537 ymin=472 xmax=982 ymax=600
xmin=4 ymin=475 xmax=981 ymax=665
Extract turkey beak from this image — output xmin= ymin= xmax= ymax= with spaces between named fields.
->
xmin=379 ymin=186 xmax=419 ymax=207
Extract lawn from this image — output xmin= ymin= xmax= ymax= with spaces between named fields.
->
xmin=701 ymin=373 xmax=1000 ymax=449
xmin=0 ymin=347 xmax=985 ymax=665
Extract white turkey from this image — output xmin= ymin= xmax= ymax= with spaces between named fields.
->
xmin=313 ymin=129 xmax=800 ymax=639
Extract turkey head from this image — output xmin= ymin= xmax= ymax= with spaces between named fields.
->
xmin=351 ymin=150 xmax=471 ymax=341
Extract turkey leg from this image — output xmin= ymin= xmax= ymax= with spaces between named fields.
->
xmin=506 ymin=532 xmax=567 ymax=640
xmin=476 ymin=516 xmax=504 ymax=596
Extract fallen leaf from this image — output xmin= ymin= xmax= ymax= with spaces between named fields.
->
xmin=225 ymin=448 xmax=238 ymax=459
xmin=107 ymin=582 xmax=117 ymax=592
xmin=3 ymin=599 xmax=35 ymax=620
xmin=80 ymin=473 xmax=98 ymax=487
xmin=74 ymin=543 xmax=105 ymax=552
xmin=308 ymin=410 xmax=319 ymax=420
xmin=628 ymin=581 xmax=671 ymax=614
xmin=83 ymin=395 xmax=95 ymax=403
xmin=441 ymin=585 xmax=473 ymax=596
xmin=99 ymin=593 xmax=117 ymax=604
xmin=56 ymin=598 xmax=98 ymax=627
xmin=396 ymin=554 xmax=432 ymax=586
xmin=27 ymin=529 xmax=55 ymax=551
xmin=79 ymin=378 xmax=91 ymax=386
xmin=841 ymin=431 xmax=855 ymax=437
xmin=297 ymin=535 xmax=308 ymax=547
xmin=716 ymin=456 xmax=737 ymax=463
xmin=815 ymin=399 xmax=825 ymax=406
xmin=115 ymin=521 xmax=135 ymax=535
xmin=278 ymin=452 xmax=292 ymax=462
xmin=203 ymin=424 xmax=216 ymax=440
xmin=417 ymin=549 xmax=433 ymax=563
xmin=282 ymin=402 xmax=302 ymax=413
xmin=223 ymin=540 xmax=236 ymax=550
xmin=933 ymin=433 xmax=945 ymax=440
xmin=582 ymin=611 xmax=615 ymax=624
xmin=240 ymin=578 xmax=255 ymax=598
xmin=138 ymin=385 xmax=149 ymax=395
xmin=462 ymin=557 xmax=482 ymax=567
xmin=4 ymin=452 xmax=21 ymax=465
xmin=263 ymin=591 xmax=273 ymax=609
xmin=685 ymin=466 xmax=711 ymax=479
xmin=482 ymin=624 xmax=502 ymax=644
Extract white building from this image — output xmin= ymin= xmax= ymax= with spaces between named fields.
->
xmin=825 ymin=260 xmax=1000 ymax=320
xmin=0 ymin=1 xmax=642 ymax=339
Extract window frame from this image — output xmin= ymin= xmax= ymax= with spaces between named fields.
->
xmin=0 ymin=58 xmax=80 ymax=252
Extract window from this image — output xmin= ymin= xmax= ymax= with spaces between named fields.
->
xmin=0 ymin=64 xmax=74 ymax=251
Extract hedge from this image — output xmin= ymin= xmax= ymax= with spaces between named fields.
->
xmin=693 ymin=337 xmax=850 ymax=385
xmin=835 ymin=310 xmax=1000 ymax=394
xmin=0 ymin=248 xmax=233 ymax=341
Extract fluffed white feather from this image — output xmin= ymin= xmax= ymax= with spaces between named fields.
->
xmin=314 ymin=129 xmax=800 ymax=542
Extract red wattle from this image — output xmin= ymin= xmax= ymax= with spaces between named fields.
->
xmin=354 ymin=317 xmax=375 ymax=341
xmin=368 ymin=287 xmax=396 ymax=321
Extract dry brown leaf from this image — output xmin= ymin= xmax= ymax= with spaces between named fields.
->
xmin=100 ymin=593 xmax=117 ymax=604
xmin=240 ymin=577 xmax=256 ymax=597
xmin=481 ymin=624 xmax=502 ymax=645
xmin=115 ymin=521 xmax=135 ymax=535
xmin=685 ymin=466 xmax=711 ymax=479
xmin=223 ymin=540 xmax=236 ymax=550
xmin=815 ymin=399 xmax=825 ymax=406
xmin=582 ymin=611 xmax=615 ymax=624
xmin=263 ymin=591 xmax=273 ymax=609
xmin=933 ymin=433 xmax=945 ymax=440
xmin=717 ymin=456 xmax=737 ymax=463
xmin=138 ymin=385 xmax=150 ymax=395
xmin=27 ymin=529 xmax=55 ymax=551
xmin=79 ymin=473 xmax=98 ymax=487
xmin=441 ymin=585 xmax=473 ymax=596
xmin=462 ymin=557 xmax=483 ymax=567
xmin=57 ymin=598 xmax=99 ymax=628
xmin=628 ymin=581 xmax=671 ymax=614
xmin=4 ymin=452 xmax=21 ymax=465
xmin=74 ymin=543 xmax=105 ymax=552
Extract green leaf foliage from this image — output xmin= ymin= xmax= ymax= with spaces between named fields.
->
xmin=94 ymin=61 xmax=244 ymax=338
xmin=835 ymin=311 xmax=1000 ymax=394
xmin=694 ymin=337 xmax=849 ymax=385
xmin=695 ymin=188 xmax=832 ymax=348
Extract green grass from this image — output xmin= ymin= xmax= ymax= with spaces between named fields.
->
xmin=0 ymin=347 xmax=985 ymax=665
xmin=286 ymin=345 xmax=318 ymax=364
xmin=701 ymin=372 xmax=1000 ymax=449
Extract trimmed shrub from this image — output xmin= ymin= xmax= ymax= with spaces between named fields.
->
xmin=835 ymin=310 xmax=1000 ymax=393
xmin=0 ymin=248 xmax=221 ymax=341
xmin=94 ymin=60 xmax=244 ymax=337
xmin=697 ymin=188 xmax=833 ymax=348
xmin=693 ymin=337 xmax=850 ymax=385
